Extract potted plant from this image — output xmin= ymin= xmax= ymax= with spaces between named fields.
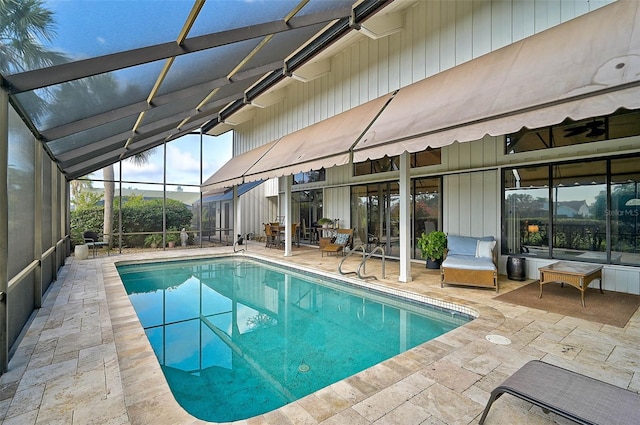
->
xmin=417 ymin=231 xmax=447 ymax=269
xmin=317 ymin=218 xmax=334 ymax=239
xmin=317 ymin=217 xmax=334 ymax=226
xmin=145 ymin=234 xmax=162 ymax=249
xmin=166 ymin=228 xmax=180 ymax=248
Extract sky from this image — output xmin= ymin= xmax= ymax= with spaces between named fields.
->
xmin=36 ymin=1 xmax=237 ymax=191
xmin=88 ymin=132 xmax=233 ymax=192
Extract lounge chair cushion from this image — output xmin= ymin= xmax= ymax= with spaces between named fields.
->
xmin=476 ymin=240 xmax=496 ymax=258
xmin=448 ymin=235 xmax=495 ymax=256
xmin=334 ymin=232 xmax=349 ymax=245
xmin=441 ymin=255 xmax=496 ymax=271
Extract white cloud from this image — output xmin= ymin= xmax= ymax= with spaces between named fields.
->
xmin=167 ymin=145 xmax=200 ymax=171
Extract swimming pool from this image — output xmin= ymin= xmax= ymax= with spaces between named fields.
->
xmin=117 ymin=256 xmax=473 ymax=422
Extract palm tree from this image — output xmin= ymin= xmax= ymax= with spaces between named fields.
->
xmin=0 ymin=0 xmax=67 ymax=118
xmin=2 ymin=0 xmax=154 ymax=248
xmin=0 ymin=0 xmax=65 ymax=72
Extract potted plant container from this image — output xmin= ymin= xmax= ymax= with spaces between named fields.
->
xmin=166 ymin=228 xmax=180 ymax=248
xmin=145 ymin=234 xmax=162 ymax=249
xmin=417 ymin=231 xmax=447 ymax=269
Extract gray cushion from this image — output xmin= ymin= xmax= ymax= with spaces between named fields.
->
xmin=447 ymin=235 xmax=495 ymax=256
xmin=334 ymin=233 xmax=349 ymax=245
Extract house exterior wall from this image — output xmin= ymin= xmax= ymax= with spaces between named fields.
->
xmin=226 ymin=0 xmax=640 ymax=293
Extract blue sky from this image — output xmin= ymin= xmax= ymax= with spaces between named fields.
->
xmin=88 ymin=132 xmax=233 ymax=191
xmin=38 ymin=1 xmax=235 ymax=190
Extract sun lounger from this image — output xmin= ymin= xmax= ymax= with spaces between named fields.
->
xmin=479 ymin=360 xmax=640 ymax=425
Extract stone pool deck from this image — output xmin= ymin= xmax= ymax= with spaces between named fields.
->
xmin=0 ymin=242 xmax=638 ymax=424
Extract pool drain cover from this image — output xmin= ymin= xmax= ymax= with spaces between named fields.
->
xmin=298 ymin=363 xmax=310 ymax=373
xmin=485 ymin=334 xmax=511 ymax=345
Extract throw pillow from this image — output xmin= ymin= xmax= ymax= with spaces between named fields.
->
xmin=476 ymin=240 xmax=496 ymax=258
xmin=334 ymin=233 xmax=349 ymax=245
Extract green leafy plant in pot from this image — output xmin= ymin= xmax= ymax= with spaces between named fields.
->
xmin=417 ymin=231 xmax=447 ymax=269
xmin=144 ymin=233 xmax=162 ymax=248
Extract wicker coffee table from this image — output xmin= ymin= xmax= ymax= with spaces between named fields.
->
xmin=538 ymin=261 xmax=603 ymax=307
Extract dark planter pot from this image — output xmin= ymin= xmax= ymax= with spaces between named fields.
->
xmin=426 ymin=258 xmax=441 ymax=269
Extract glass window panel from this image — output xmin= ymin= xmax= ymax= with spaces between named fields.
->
xmin=294 ymin=189 xmax=323 ymax=244
xmin=610 ymin=156 xmax=640 ymax=266
xmin=609 ymin=109 xmax=640 ymax=140
xmin=354 ymin=161 xmax=372 ymax=176
xmin=503 ymin=166 xmax=550 ymax=256
xmin=506 ymin=109 xmax=640 ymax=154
xmin=372 ymin=156 xmax=398 ymax=173
xmin=506 ymin=127 xmax=551 ymax=154
xmin=413 ymin=148 xmax=441 ymax=167
xmin=351 ymin=186 xmax=368 ymax=247
xmin=552 ymin=161 xmax=607 ymax=261
xmin=413 ymin=178 xmax=440 ymax=259
xmin=293 ymin=169 xmax=325 ymax=185
xmin=351 ymin=182 xmax=400 ymax=257
xmin=355 ymin=148 xmax=439 ymax=176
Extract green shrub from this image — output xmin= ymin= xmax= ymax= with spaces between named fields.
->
xmin=70 ymin=198 xmax=192 ymax=248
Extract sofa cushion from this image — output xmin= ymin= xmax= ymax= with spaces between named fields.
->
xmin=447 ymin=235 xmax=477 ymax=256
xmin=334 ymin=232 xmax=349 ymax=245
xmin=476 ymin=240 xmax=496 ymax=259
xmin=442 ymin=255 xmax=496 ymax=271
xmin=447 ymin=235 xmax=491 ymax=256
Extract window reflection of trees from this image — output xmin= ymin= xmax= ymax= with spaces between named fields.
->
xmin=504 ymin=156 xmax=640 ymax=265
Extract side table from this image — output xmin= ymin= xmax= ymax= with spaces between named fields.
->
xmin=538 ymin=261 xmax=603 ymax=307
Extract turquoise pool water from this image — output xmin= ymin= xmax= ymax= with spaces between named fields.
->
xmin=117 ymin=257 xmax=472 ymax=422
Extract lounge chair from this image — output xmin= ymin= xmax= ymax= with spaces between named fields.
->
xmin=321 ymin=228 xmax=353 ymax=257
xmin=82 ymin=231 xmax=109 ymax=257
xmin=479 ymin=360 xmax=640 ymax=425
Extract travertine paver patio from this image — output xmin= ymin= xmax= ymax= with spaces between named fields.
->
xmin=0 ymin=242 xmax=638 ymax=424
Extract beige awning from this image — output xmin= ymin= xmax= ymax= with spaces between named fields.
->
xmin=201 ymin=139 xmax=278 ymax=190
xmin=352 ymin=0 xmax=640 ymax=162
xmin=242 ymin=92 xmax=394 ymax=182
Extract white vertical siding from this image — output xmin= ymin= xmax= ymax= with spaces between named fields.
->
xmin=324 ymin=186 xmax=351 ymax=229
xmin=444 ymin=169 xmax=499 ymax=239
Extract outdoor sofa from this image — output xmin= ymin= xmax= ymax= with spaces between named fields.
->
xmin=441 ymin=234 xmax=498 ymax=292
